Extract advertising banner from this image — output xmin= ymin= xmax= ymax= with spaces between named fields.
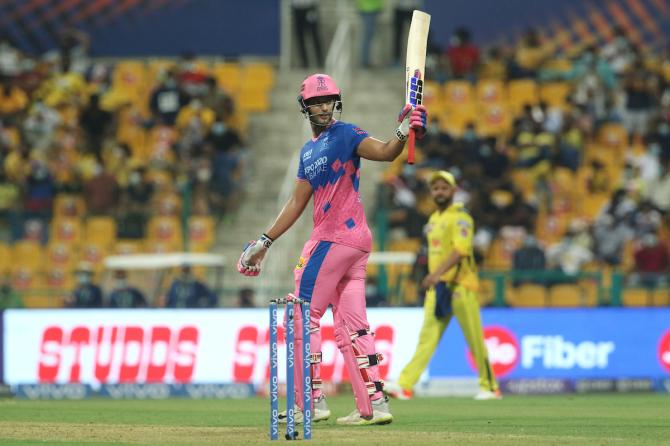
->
xmin=3 ymin=308 xmax=669 ymax=387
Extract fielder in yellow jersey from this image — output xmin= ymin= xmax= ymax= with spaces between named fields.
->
xmin=386 ymin=170 xmax=500 ymax=400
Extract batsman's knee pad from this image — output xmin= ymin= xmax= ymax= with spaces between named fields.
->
xmin=334 ymin=325 xmax=385 ymax=395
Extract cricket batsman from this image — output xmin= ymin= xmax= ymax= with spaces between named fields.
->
xmin=385 ymin=171 xmax=501 ymax=400
xmin=237 ymin=74 xmax=428 ymax=424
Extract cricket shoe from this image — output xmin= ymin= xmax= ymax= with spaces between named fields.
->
xmin=336 ymin=396 xmax=393 ymax=426
xmin=474 ymin=389 xmax=502 ymax=400
xmin=384 ymin=381 xmax=413 ymax=400
xmin=278 ymin=395 xmax=331 ymax=424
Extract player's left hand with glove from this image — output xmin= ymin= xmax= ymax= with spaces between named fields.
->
xmin=395 ymin=104 xmax=428 ymax=141
xmin=237 ymin=233 xmax=274 ymax=276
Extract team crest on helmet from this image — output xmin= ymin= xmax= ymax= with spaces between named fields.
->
xmin=316 ymin=76 xmax=327 ymax=91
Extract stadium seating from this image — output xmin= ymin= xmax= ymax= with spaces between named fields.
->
xmin=507 ymin=284 xmax=547 ymax=307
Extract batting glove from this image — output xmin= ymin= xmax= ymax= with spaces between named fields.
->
xmin=395 ymin=104 xmax=428 ymax=141
xmin=237 ymin=233 xmax=274 ymax=277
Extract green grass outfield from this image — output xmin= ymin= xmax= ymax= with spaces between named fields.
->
xmin=0 ymin=394 xmax=669 ymax=445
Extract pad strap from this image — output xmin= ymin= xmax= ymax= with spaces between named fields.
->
xmin=312 ymin=379 xmax=323 ymax=390
xmin=350 ymin=328 xmax=373 ymax=342
xmin=366 ymin=380 xmax=384 ymax=395
xmin=356 ymin=353 xmax=384 ymax=369
xmin=310 ymin=352 xmax=322 ymax=364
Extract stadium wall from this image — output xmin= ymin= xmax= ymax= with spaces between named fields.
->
xmin=2 ymin=308 xmax=669 ymax=398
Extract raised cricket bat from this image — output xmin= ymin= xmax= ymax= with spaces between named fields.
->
xmin=405 ymin=10 xmax=431 ymax=165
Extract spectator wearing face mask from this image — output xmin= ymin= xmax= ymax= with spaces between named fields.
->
xmin=629 ymin=232 xmax=669 ymax=289
xmin=83 ymin=162 xmax=119 ymax=215
xmin=109 ymin=269 xmax=147 ymax=308
xmin=165 ymin=265 xmax=217 ymax=308
xmin=67 ymin=262 xmax=103 ymax=308
xmin=23 ymin=160 xmax=56 ymax=224
xmin=149 ymin=69 xmax=189 ymax=126
xmin=444 ymin=27 xmax=479 ymax=81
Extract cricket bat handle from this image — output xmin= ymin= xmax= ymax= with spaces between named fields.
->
xmin=407 ymin=128 xmax=416 ymax=164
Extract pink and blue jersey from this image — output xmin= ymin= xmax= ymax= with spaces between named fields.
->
xmin=297 ymin=120 xmax=372 ymax=253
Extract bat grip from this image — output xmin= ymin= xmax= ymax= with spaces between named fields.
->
xmin=407 ymin=129 xmax=416 ymax=165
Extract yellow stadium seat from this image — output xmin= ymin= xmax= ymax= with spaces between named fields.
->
xmin=542 ymin=57 xmax=572 ymax=74
xmin=510 ymin=169 xmax=535 ymax=201
xmin=188 ymin=216 xmax=215 ymax=250
xmin=477 ymin=103 xmax=511 ymax=137
xmin=622 ymin=288 xmax=653 ymax=307
xmin=241 ymin=63 xmax=275 ymax=89
xmin=148 ymin=216 xmax=183 ymax=246
xmin=213 ymin=62 xmax=241 ymax=94
xmin=581 ymin=193 xmax=608 ymax=219
xmin=598 ymin=123 xmax=628 ymax=150
xmin=112 ymin=60 xmax=148 ymax=99
xmin=78 ymin=242 xmax=110 ymax=273
xmin=12 ymin=240 xmax=44 ymax=271
xmin=478 ymin=280 xmax=495 ymax=306
xmin=444 ymin=81 xmax=474 ymax=106
xmin=485 ymin=238 xmax=512 ymax=270
xmin=0 ymin=242 xmax=12 ymax=274
xmin=85 ymin=216 xmax=117 ymax=246
xmin=507 ymin=284 xmax=547 ymax=307
xmin=422 ymin=80 xmax=444 ymax=114
xmin=439 ymin=104 xmax=477 ymax=136
xmin=53 ymin=194 xmax=86 ymax=218
xmin=46 ymin=242 xmax=76 ymax=269
xmin=387 ymin=238 xmax=421 ymax=253
xmin=155 ymin=192 xmax=182 ymax=217
xmin=45 ymin=266 xmax=74 ymax=292
xmin=540 ymin=82 xmax=571 ymax=110
xmin=548 ymin=283 xmax=597 ymax=307
xmin=507 ymin=79 xmax=539 ymax=114
xmin=237 ymin=85 xmax=271 ymax=113
xmin=476 ymin=79 xmax=506 ymax=104
xmin=50 ymin=217 xmax=83 ymax=246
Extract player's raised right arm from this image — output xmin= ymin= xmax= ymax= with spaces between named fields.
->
xmin=357 ymin=104 xmax=427 ymax=162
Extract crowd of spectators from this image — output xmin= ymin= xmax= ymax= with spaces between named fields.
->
xmin=0 ymin=29 xmax=253 ymax=308
xmin=378 ymin=26 xmax=670 ymax=296
xmin=66 ymin=262 xmax=217 ymax=309
xmin=0 ymin=36 xmax=247 ymax=240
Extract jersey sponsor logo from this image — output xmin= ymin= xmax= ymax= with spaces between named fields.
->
xmin=295 ymin=256 xmax=307 ymax=270
xmin=303 ymin=149 xmax=313 ymax=161
xmin=303 ymin=156 xmax=328 ymax=180
xmin=409 ymin=70 xmax=423 ymax=106
xmin=353 ymin=127 xmax=366 ymax=135
xmin=658 ymin=330 xmax=670 ymax=373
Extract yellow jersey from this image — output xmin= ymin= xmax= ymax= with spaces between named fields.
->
xmin=426 ymin=202 xmax=479 ymax=291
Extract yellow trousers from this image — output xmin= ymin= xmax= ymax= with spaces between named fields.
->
xmin=397 ymin=285 xmax=498 ymax=392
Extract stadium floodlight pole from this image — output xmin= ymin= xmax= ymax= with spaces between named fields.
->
xmin=269 ymin=300 xmax=279 ymax=440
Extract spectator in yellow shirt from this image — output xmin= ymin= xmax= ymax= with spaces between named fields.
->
xmin=0 ymin=76 xmax=28 ymax=119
